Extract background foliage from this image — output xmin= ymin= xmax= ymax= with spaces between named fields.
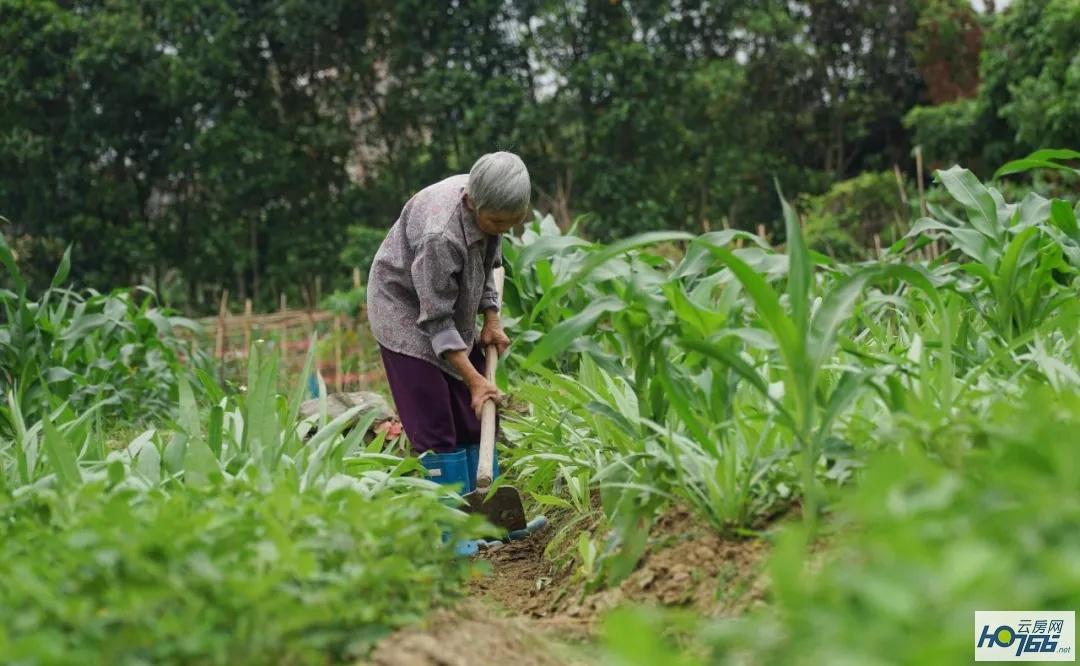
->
xmin=4 ymin=0 xmax=1075 ymax=311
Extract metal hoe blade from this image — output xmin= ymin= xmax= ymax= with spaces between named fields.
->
xmin=463 ymin=485 xmax=528 ymax=532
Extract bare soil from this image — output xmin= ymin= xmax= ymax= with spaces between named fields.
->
xmin=364 ymin=506 xmax=774 ymax=665
xmin=365 ymin=601 xmax=592 ymax=666
xmin=473 ymin=506 xmax=771 ymax=628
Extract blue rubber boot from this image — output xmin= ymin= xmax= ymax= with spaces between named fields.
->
xmin=420 ymin=449 xmax=484 ymax=557
xmin=420 ymin=449 xmax=470 ymax=493
xmin=464 ymin=444 xmax=499 ymax=490
xmin=508 ymin=516 xmax=549 ymax=542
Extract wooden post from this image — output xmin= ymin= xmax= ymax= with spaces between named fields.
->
xmin=873 ymin=233 xmax=883 ymax=259
xmin=757 ymin=223 xmax=768 ymax=245
xmin=243 ymin=298 xmax=253 ymax=360
xmin=216 ymin=289 xmax=229 ymax=384
xmin=333 ymin=316 xmax=343 ymax=393
xmin=276 ymin=292 xmax=287 ymax=352
xmin=315 ymin=276 xmax=322 ymax=307
xmin=915 ymin=146 xmax=928 ymax=218
xmin=352 ymin=267 xmax=362 ymax=290
xmin=893 ymin=164 xmax=909 ymax=207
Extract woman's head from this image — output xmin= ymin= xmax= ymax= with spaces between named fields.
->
xmin=465 ymin=151 xmax=530 ymax=235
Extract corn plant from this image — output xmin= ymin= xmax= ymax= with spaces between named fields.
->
xmin=503 ymin=197 xmax=949 ymax=531
xmin=0 ymin=235 xmax=203 ymax=429
xmin=900 ymin=163 xmax=1079 ymax=343
xmin=684 ymin=193 xmax=950 ymax=520
xmin=2 ymin=337 xmax=444 ymax=503
xmin=599 ymin=386 xmax=1080 ymax=665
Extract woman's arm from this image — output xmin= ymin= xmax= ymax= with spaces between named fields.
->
xmin=411 ymin=233 xmax=467 ymax=357
xmin=480 ymin=309 xmax=510 ymax=356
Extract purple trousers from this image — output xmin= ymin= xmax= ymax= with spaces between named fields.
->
xmin=379 ymin=345 xmax=488 ymax=454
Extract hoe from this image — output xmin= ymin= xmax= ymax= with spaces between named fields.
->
xmin=462 ymin=267 xmax=528 ymax=532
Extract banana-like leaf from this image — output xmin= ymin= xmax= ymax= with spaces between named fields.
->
xmin=1050 ymin=199 xmax=1079 ymax=241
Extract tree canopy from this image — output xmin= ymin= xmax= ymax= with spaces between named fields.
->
xmin=1 ymin=0 xmax=1075 ymax=310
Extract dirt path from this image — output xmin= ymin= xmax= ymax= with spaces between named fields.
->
xmin=366 ymin=600 xmax=593 ymax=666
xmin=364 ymin=507 xmax=772 ymax=665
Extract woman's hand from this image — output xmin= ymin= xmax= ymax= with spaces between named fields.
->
xmin=444 ymin=348 xmax=504 ymax=416
xmin=480 ymin=312 xmax=511 ymax=355
xmin=466 ymin=375 xmax=502 ymax=418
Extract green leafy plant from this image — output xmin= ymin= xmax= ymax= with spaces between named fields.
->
xmin=597 ymin=387 xmax=1080 ymax=664
xmin=0 ymin=477 xmax=472 ymax=664
xmin=901 ymin=163 xmax=1079 ymax=342
xmin=0 ymin=237 xmax=203 ymax=428
xmin=0 ymin=333 xmax=483 ymax=663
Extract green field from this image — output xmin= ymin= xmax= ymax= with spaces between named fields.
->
xmin=3 ymin=154 xmax=1079 ymax=664
xmin=3 ymin=0 xmax=1080 ymax=663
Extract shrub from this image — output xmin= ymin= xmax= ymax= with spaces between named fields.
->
xmin=340 ymin=226 xmax=387 ymax=279
xmin=798 ymin=171 xmax=908 ymax=260
xmin=904 ymin=99 xmax=983 ymax=167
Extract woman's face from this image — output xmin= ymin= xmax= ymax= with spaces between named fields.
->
xmin=465 ymin=194 xmax=524 ymax=235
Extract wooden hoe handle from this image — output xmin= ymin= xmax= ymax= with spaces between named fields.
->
xmin=474 ymin=267 xmax=504 ymax=490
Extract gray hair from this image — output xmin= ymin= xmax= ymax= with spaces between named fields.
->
xmin=467 ymin=151 xmax=531 ymax=214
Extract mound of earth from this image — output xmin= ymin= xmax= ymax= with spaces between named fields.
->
xmin=471 ymin=506 xmax=772 ymax=627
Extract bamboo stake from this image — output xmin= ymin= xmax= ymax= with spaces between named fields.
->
xmin=216 ymin=289 xmax=229 ymax=384
xmin=355 ymin=267 xmax=366 ymax=390
xmin=893 ymin=163 xmax=910 ymax=208
xmin=276 ymin=292 xmax=287 ymax=353
xmin=333 ymin=316 xmax=343 ymax=393
xmin=915 ymin=146 xmax=928 ymax=218
xmin=243 ymin=298 xmax=253 ymax=358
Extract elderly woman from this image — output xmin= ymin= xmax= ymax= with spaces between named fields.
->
xmin=366 ymin=152 xmax=529 ymax=491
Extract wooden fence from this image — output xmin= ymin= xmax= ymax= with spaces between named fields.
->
xmin=190 ymin=293 xmax=384 ymax=391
